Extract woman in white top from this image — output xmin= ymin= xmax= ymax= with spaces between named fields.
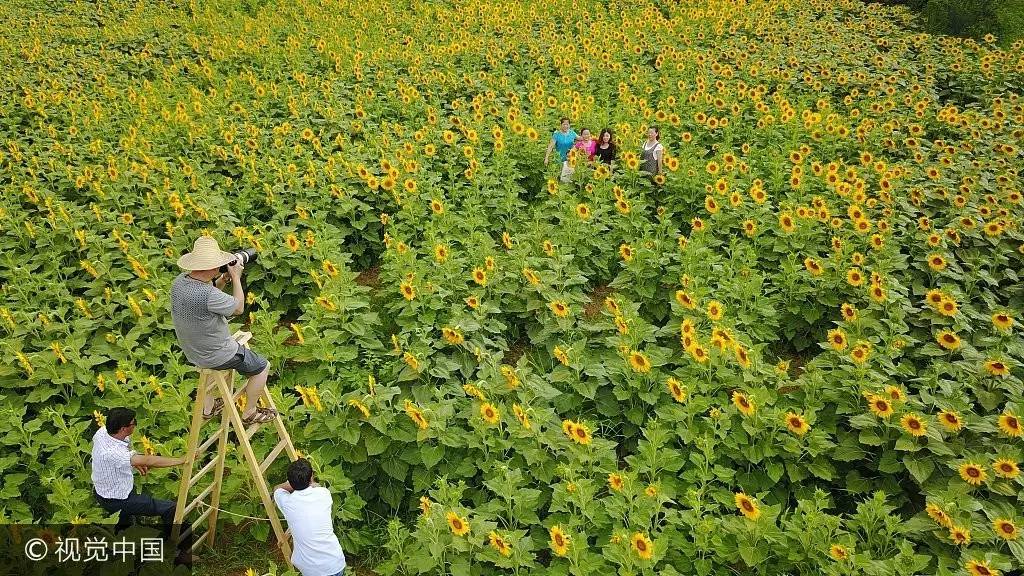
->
xmin=640 ymin=126 xmax=664 ymax=175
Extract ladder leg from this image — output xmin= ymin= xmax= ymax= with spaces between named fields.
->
xmin=205 ymin=372 xmax=232 ymax=549
xmin=172 ymin=370 xmax=210 ymax=543
xmin=218 ymin=374 xmax=294 ymax=566
xmin=260 ymin=387 xmax=299 ymax=462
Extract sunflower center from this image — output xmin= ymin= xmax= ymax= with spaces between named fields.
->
xmin=967 ymin=467 xmax=980 ymax=477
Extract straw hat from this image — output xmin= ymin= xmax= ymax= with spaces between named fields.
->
xmin=177 ymin=236 xmax=235 ymax=271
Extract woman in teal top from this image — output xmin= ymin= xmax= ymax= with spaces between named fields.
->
xmin=544 ymin=117 xmax=578 ymax=165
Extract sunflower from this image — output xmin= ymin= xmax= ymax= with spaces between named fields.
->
xmin=512 ymin=403 xmax=531 ymax=430
xmin=959 ymin=462 xmax=987 ymax=486
xmin=965 ymin=559 xmax=999 ymax=576
xmin=549 ymin=525 xmax=569 ymax=557
xmin=404 ymin=400 xmax=428 ymax=429
xmin=828 ymin=544 xmax=849 ymax=561
xmin=984 ymin=359 xmax=1010 ymax=377
xmin=630 ymin=532 xmax=653 ymax=560
xmin=471 ymin=267 xmax=487 ymax=286
xmin=615 ymin=315 xmax=629 ymax=334
xmin=734 ymin=492 xmax=761 ymax=520
xmin=446 ymin=511 xmax=470 ymax=536
xmin=804 ymin=257 xmax=823 ymax=277
xmin=868 ymin=395 xmax=894 ymax=418
xmin=992 ymin=458 xmax=1019 ymax=479
xmin=998 ymin=412 xmax=1022 ymax=437
xmin=522 ymin=267 xmax=541 ymax=285
xmin=992 ymin=311 xmax=1013 ymax=332
xmin=575 ymin=203 xmax=591 ymax=220
xmin=285 ymin=233 xmax=300 ymax=252
xmin=936 ymin=330 xmax=961 ymax=350
xmin=480 ymin=402 xmax=500 ymax=425
xmin=732 ymin=391 xmax=755 ymax=416
xmin=441 ymin=327 xmax=464 ymax=345
xmin=784 ymin=412 xmax=809 ymax=436
xmin=827 ymin=328 xmax=848 ymax=351
xmin=608 ymin=473 xmax=625 ymax=492
xmin=884 ymin=385 xmax=904 ymax=402
xmin=571 ymin=422 xmax=592 ymax=445
xmin=465 ymin=295 xmax=480 ymax=309
xmin=743 ymin=219 xmax=757 ymax=236
xmin=841 ymin=303 xmax=858 ymax=321
xmin=689 ymin=343 xmax=710 ymax=364
xmin=554 ymin=346 xmax=570 ymax=366
xmin=937 ymin=296 xmax=958 ymax=317
xmin=399 ymin=281 xmax=416 ymax=301
xmin=627 ymin=350 xmax=651 ymax=374
xmin=949 ymin=525 xmax=971 ymax=545
xmin=927 ymin=254 xmax=947 ymax=271
xmin=925 ymin=289 xmax=945 ymax=308
xmin=418 ymin=496 xmax=431 ymax=517
xmin=619 ymin=243 xmax=634 ymax=262
xmin=667 ymin=377 xmax=687 ymax=403
xmin=779 ymin=212 xmax=796 ymax=233
xmin=734 ymin=346 xmax=751 ymax=368
xmin=937 ymin=410 xmax=964 ymax=432
xmin=846 ymin=268 xmax=864 ymax=286
xmin=869 ymin=285 xmax=887 ymax=303
xmin=850 ymin=342 xmax=870 ymax=365
xmin=896 ymin=412 xmax=926 ymax=437
xmin=487 ymin=531 xmax=512 ymax=556
xmin=675 ymin=290 xmax=697 ymax=309
xmin=706 ymin=300 xmax=724 ymax=321
xmin=926 ymin=503 xmax=953 ymax=528
xmin=549 ymin=300 xmax=570 ymax=318
xmin=429 ymin=198 xmax=444 ymax=214
xmin=434 ymin=244 xmax=449 ymax=263
xmin=993 ymin=519 xmax=1018 ymax=541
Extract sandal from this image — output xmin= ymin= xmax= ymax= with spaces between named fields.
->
xmin=242 ymin=407 xmax=278 ymax=425
xmin=202 ymin=398 xmax=225 ymax=420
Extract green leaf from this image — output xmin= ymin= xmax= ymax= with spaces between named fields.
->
xmin=903 ymin=456 xmax=934 ymax=484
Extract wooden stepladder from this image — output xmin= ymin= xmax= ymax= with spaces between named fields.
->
xmin=172 ymin=331 xmax=296 ymax=566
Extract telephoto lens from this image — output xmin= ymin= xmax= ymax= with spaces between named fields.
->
xmin=220 ymin=248 xmax=258 ymax=273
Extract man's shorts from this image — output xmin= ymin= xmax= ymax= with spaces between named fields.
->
xmin=212 ymin=345 xmax=268 ymax=377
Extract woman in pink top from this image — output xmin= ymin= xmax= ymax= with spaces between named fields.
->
xmin=574 ymin=128 xmax=596 ymax=161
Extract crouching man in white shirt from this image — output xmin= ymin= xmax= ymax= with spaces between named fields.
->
xmin=273 ymin=458 xmax=347 ymax=576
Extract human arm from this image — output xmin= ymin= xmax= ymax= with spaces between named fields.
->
xmin=656 ymin=145 xmax=665 ymax=174
xmin=274 ymin=481 xmax=295 ymax=494
xmin=208 ymin=261 xmax=244 ymax=317
xmin=130 ymin=454 xmax=185 ymax=470
xmin=545 ymin=137 xmax=555 ymax=165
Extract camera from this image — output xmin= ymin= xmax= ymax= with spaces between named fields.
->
xmin=220 ymin=248 xmax=258 ymax=274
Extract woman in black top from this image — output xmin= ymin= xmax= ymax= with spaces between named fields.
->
xmin=595 ymin=128 xmax=616 ymax=165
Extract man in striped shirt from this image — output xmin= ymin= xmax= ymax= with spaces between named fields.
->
xmin=92 ymin=407 xmax=186 ymax=536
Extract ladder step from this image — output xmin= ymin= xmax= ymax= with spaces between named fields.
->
xmin=197 ymin=428 xmax=224 ymax=454
xmin=191 ymin=503 xmax=214 ymax=530
xmin=183 ymin=483 xmax=216 ymax=517
xmin=260 ymin=440 xmax=288 ymax=474
xmin=190 ymin=529 xmax=211 ymax=552
xmin=189 ymin=458 xmax=219 ymax=489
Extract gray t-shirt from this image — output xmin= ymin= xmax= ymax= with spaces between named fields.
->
xmin=170 ymin=273 xmax=239 ymax=367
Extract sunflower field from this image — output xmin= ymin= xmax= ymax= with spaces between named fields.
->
xmin=1 ymin=0 xmax=1023 ymax=574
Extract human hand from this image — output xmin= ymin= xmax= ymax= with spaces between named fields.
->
xmin=227 ymin=259 xmax=243 ymax=280
xmin=133 ymin=464 xmax=149 ymax=475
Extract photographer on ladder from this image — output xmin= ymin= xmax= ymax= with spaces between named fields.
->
xmin=171 ymin=236 xmax=277 ymax=425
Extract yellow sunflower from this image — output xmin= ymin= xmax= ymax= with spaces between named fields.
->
xmin=630 ymin=532 xmax=653 ymax=560
xmin=734 ymin=492 xmax=761 ymax=520
xmin=446 ymin=511 xmax=470 ymax=536
xmin=549 ymin=525 xmax=569 ymax=557
xmin=958 ymin=462 xmax=987 ymax=486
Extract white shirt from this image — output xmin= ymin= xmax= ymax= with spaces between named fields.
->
xmin=274 ymin=486 xmax=346 ymax=576
xmin=91 ymin=428 xmax=136 ymax=499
